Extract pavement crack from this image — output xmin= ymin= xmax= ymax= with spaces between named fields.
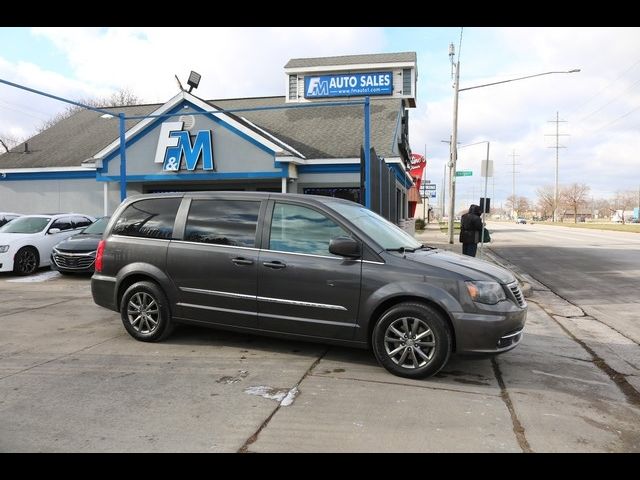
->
xmin=491 ymin=357 xmax=533 ymax=453
xmin=0 ymin=299 xmax=72 ymax=318
xmin=547 ymin=315 xmax=640 ymax=407
xmin=237 ymin=348 xmax=329 ymax=453
xmin=0 ymin=333 xmax=126 ymax=381
xmin=309 ymin=373 xmax=501 ymax=397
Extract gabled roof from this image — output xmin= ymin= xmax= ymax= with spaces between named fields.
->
xmin=0 ymin=93 xmax=403 ymax=169
xmin=285 ymin=52 xmax=417 ymax=69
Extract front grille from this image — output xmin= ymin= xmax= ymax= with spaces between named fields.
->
xmin=508 ymin=282 xmax=527 ymax=308
xmin=52 ymin=251 xmax=96 ymax=270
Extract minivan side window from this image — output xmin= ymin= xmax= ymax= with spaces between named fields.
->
xmin=112 ymin=198 xmax=181 ymax=240
xmin=269 ymin=203 xmax=348 ymax=256
xmin=184 ymin=200 xmax=261 ymax=247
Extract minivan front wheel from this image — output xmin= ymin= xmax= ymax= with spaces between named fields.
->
xmin=372 ymin=302 xmax=451 ymax=379
xmin=120 ymin=281 xmax=174 ymax=342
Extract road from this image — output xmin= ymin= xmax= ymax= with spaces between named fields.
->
xmin=486 ymin=222 xmax=640 ymax=344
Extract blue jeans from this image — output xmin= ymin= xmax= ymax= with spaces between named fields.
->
xmin=462 ymin=243 xmax=478 ymax=257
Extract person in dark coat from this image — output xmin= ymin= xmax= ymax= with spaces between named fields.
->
xmin=459 ymin=204 xmax=483 ymax=257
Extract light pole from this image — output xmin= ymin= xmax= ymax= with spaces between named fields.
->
xmin=446 ymin=43 xmax=579 ymax=244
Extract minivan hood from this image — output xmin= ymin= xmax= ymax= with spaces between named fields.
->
xmin=54 ymin=233 xmax=101 ymax=251
xmin=404 ymin=248 xmax=516 ymax=284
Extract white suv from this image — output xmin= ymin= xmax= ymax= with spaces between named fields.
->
xmin=0 ymin=214 xmax=94 ymax=275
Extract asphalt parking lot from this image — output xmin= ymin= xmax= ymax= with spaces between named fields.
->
xmin=1 ymin=269 xmax=640 ymax=452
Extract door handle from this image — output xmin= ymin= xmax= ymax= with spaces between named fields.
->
xmin=231 ymin=257 xmax=254 ymax=266
xmin=263 ymin=261 xmax=286 ymax=269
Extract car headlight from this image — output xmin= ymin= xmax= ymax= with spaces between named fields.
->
xmin=465 ymin=281 xmax=506 ymax=304
xmin=0 ymin=245 xmax=9 ymax=253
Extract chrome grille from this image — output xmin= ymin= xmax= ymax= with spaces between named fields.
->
xmin=52 ymin=251 xmax=96 ymax=270
xmin=508 ymin=282 xmax=526 ymax=308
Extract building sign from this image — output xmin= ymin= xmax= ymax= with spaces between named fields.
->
xmin=304 ymin=72 xmax=393 ymax=98
xmin=154 ymin=121 xmax=214 ymax=172
xmin=409 ymin=153 xmax=426 ymax=191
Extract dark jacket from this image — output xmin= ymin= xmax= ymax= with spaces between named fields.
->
xmin=459 ymin=204 xmax=483 ymax=244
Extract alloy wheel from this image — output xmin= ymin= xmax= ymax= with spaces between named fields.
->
xmin=383 ymin=316 xmax=436 ymax=369
xmin=15 ymin=249 xmax=37 ymax=274
xmin=127 ymin=292 xmax=160 ymax=334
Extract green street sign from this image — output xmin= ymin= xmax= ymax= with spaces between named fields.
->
xmin=455 ymin=170 xmax=473 ymax=177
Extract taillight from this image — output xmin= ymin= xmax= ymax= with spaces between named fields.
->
xmin=95 ymin=240 xmax=105 ymax=272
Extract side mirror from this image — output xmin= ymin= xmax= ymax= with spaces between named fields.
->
xmin=329 ymin=236 xmax=361 ymax=258
xmin=48 ymin=228 xmax=61 ymax=234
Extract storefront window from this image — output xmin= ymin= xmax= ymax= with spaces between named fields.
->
xmin=303 ymin=187 xmax=360 ymax=203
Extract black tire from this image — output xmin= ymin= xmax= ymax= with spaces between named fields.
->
xmin=372 ymin=302 xmax=452 ymax=379
xmin=13 ymin=247 xmax=39 ymax=275
xmin=119 ymin=281 xmax=174 ymax=342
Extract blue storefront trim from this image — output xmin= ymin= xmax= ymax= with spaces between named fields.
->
xmin=0 ymin=171 xmax=96 ymax=181
xmin=97 ymin=171 xmax=285 ymax=183
xmin=297 ymin=164 xmax=360 ymax=174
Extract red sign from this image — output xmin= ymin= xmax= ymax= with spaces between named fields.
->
xmin=409 ymin=153 xmax=426 ymax=190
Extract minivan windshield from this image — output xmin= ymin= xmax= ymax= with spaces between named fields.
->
xmin=81 ymin=216 xmax=110 ymax=235
xmin=327 ymin=201 xmax=422 ymax=251
xmin=0 ymin=216 xmax=50 ymax=234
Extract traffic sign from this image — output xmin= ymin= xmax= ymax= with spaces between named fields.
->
xmin=422 ymin=184 xmax=437 ymax=190
xmin=455 ymin=170 xmax=473 ymax=177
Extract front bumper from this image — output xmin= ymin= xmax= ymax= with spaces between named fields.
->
xmin=0 ymin=251 xmax=14 ymax=272
xmin=452 ymin=305 xmax=527 ymax=354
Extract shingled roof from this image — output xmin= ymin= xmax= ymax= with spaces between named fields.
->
xmin=285 ymin=52 xmax=417 ymax=69
xmin=0 ymin=95 xmax=403 ymax=169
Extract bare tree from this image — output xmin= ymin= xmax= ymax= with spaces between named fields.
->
xmin=562 ymin=183 xmax=591 ymax=223
xmin=37 ymin=88 xmax=143 ymax=132
xmin=592 ymin=197 xmax=612 ymax=220
xmin=506 ymin=195 xmax=531 ymax=217
xmin=613 ymin=190 xmax=636 ymax=224
xmin=0 ymin=132 xmax=22 ymax=153
xmin=536 ymin=185 xmax=556 ymax=220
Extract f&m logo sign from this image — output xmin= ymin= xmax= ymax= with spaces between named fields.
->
xmin=154 ymin=121 xmax=214 ymax=172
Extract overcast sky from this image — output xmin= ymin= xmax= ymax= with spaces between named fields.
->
xmin=1 ymin=27 xmax=638 ymax=209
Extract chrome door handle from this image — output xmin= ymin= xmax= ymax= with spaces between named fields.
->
xmin=263 ymin=261 xmax=286 ymax=269
xmin=231 ymin=257 xmax=253 ymax=266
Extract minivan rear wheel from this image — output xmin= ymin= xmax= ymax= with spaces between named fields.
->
xmin=372 ymin=302 xmax=451 ymax=379
xmin=120 ymin=281 xmax=174 ymax=342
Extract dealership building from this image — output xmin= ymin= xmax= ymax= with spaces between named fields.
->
xmin=0 ymin=52 xmax=417 ymax=220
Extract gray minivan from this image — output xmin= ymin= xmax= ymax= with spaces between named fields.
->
xmin=91 ymin=192 xmax=527 ymax=378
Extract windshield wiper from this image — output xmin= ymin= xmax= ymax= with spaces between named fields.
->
xmin=386 ymin=246 xmax=418 ymax=253
xmin=386 ymin=244 xmax=434 ymax=254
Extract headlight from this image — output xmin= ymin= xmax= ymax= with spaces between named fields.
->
xmin=0 ymin=245 xmax=9 ymax=253
xmin=465 ymin=281 xmax=506 ymax=304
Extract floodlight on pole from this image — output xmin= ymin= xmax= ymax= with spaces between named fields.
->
xmin=187 ymin=71 xmax=202 ymax=93
xmin=447 ymin=63 xmax=580 ymax=244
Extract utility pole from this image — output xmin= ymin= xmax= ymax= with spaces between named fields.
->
xmin=507 ymin=150 xmax=519 ymax=219
xmin=447 ymin=42 xmax=461 ymax=244
xmin=546 ymin=112 xmax=569 ymax=222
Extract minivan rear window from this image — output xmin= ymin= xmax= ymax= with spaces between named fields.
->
xmin=184 ymin=199 xmax=261 ymax=247
xmin=112 ymin=198 xmax=181 ymax=239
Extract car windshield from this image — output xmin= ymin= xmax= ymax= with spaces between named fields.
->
xmin=81 ymin=217 xmax=110 ymax=235
xmin=326 ymin=201 xmax=422 ymax=251
xmin=0 ymin=216 xmax=50 ymax=234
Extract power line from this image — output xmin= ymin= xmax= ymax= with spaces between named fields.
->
xmin=569 ymin=57 xmax=640 ymax=117
xmin=591 ymin=104 xmax=640 ymax=133
xmin=578 ymin=76 xmax=640 ymax=123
